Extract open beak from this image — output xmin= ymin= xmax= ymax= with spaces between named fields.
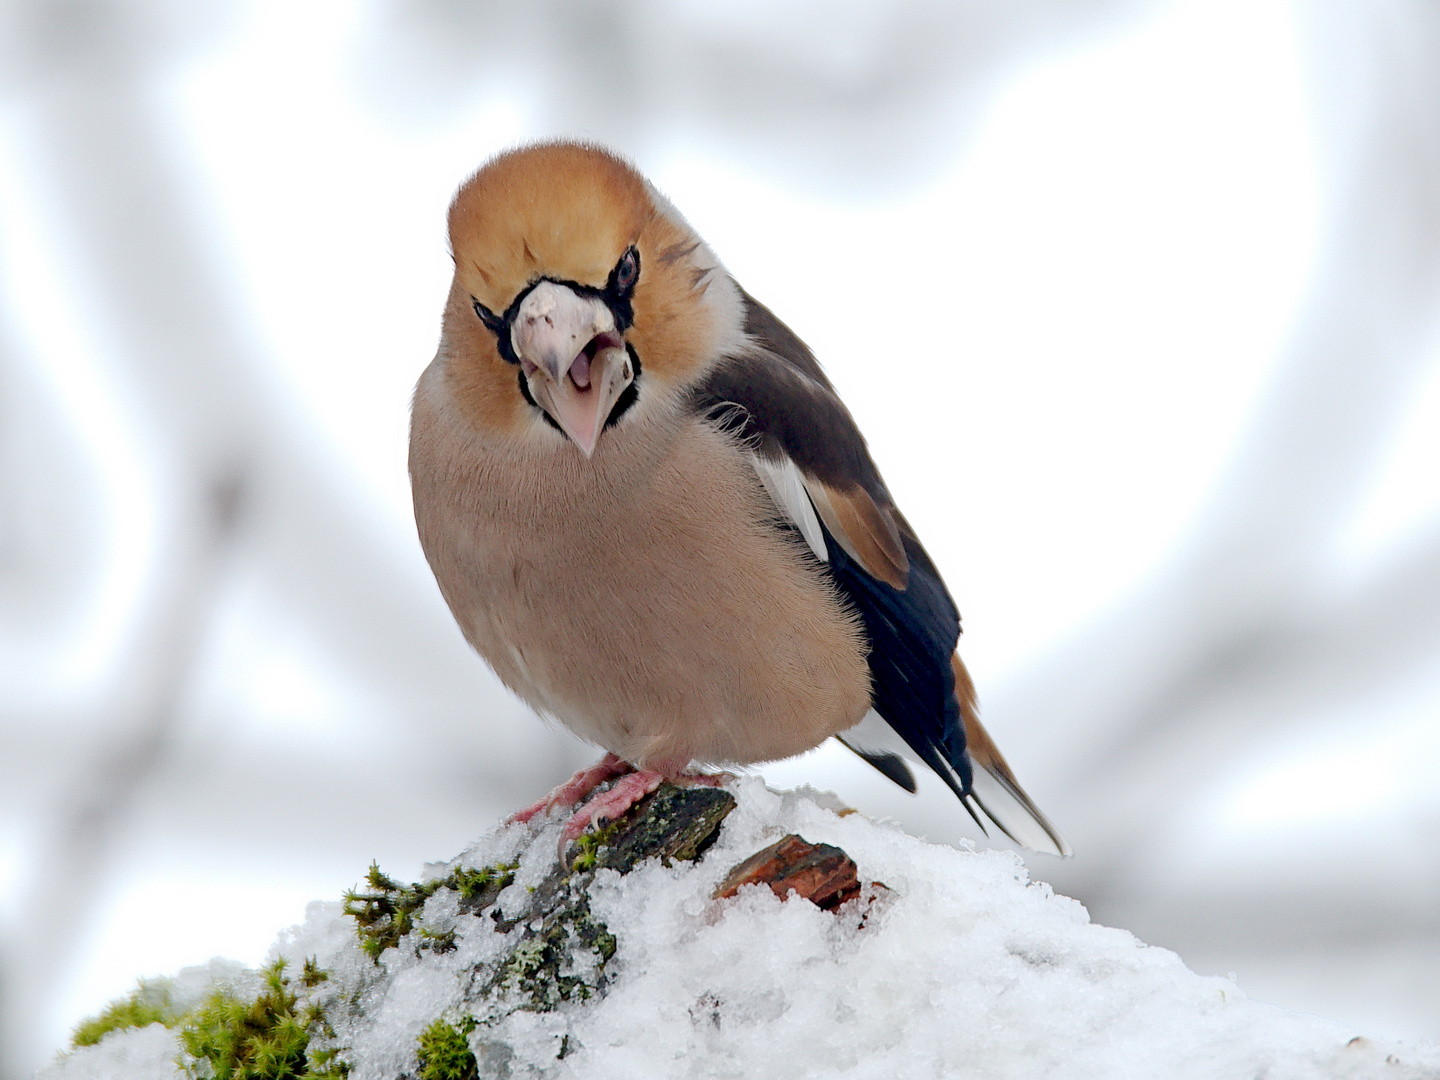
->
xmin=512 ymin=281 xmax=634 ymax=458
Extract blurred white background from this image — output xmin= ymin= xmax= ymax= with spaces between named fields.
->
xmin=3 ymin=0 xmax=1439 ymax=1073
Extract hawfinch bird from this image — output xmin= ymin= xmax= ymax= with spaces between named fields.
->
xmin=409 ymin=142 xmax=1070 ymax=856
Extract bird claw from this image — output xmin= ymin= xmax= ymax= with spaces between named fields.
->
xmin=507 ymin=753 xmax=633 ymax=825
xmin=555 ymin=768 xmax=737 ymax=863
xmin=557 ymin=770 xmax=666 ymax=854
xmin=510 ymin=754 xmax=735 ymax=865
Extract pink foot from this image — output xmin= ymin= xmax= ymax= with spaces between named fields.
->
xmin=557 ymin=769 xmax=738 ymax=850
xmin=559 ymin=770 xmax=665 ymax=848
xmin=507 ymin=753 xmax=632 ymax=825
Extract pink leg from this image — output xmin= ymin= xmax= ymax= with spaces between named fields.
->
xmin=558 ymin=770 xmax=666 ymax=847
xmin=557 ymin=767 xmax=738 ymax=848
xmin=507 ymin=753 xmax=633 ymax=824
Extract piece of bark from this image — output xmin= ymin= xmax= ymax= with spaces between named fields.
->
xmin=713 ymin=834 xmax=864 ymax=910
xmin=599 ymin=783 xmax=737 ymax=872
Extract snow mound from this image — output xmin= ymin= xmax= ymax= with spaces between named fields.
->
xmin=42 ymin=779 xmax=1440 ymax=1079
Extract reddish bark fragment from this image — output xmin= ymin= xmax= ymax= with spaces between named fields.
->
xmin=713 ymin=834 xmax=865 ymax=910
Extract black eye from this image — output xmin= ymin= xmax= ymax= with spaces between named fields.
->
xmin=610 ymin=246 xmax=640 ymax=295
xmin=472 ymin=298 xmax=505 ymax=336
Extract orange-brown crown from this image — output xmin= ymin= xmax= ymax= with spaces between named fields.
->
xmin=449 ymin=142 xmax=651 ymax=310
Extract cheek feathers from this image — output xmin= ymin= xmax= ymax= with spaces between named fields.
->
xmin=628 ymin=218 xmax=737 ymax=392
xmin=440 ymin=280 xmax=534 ymax=438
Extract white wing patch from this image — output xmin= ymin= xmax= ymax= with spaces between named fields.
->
xmin=749 ymin=452 xmax=828 ymax=563
xmin=839 ymin=708 xmax=916 ymax=760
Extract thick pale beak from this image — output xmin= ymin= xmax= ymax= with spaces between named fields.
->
xmin=512 ymin=281 xmax=635 ymax=457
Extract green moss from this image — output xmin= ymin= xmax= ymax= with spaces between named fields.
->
xmin=72 ymin=978 xmax=183 ymax=1047
xmin=176 ymin=959 xmax=347 ymax=1080
xmin=300 ymin=958 xmax=329 ymax=989
xmin=567 ymin=818 xmax=623 ymax=873
xmin=342 ymin=859 xmax=518 ymax=962
xmin=342 ymin=863 xmax=427 ymax=962
xmin=448 ymin=863 xmax=517 ymax=902
xmin=415 ymin=1017 xmax=479 ymax=1080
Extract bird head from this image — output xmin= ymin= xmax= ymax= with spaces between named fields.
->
xmin=442 ymin=142 xmax=739 ymax=457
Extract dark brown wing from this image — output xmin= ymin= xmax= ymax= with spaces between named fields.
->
xmin=690 ymin=287 xmax=973 ymax=800
xmin=689 ymin=285 xmax=1071 ymax=856
xmin=698 ymin=290 xmax=909 ymax=587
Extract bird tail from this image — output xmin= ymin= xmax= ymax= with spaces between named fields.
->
xmin=952 ymin=654 xmax=1073 ymax=857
